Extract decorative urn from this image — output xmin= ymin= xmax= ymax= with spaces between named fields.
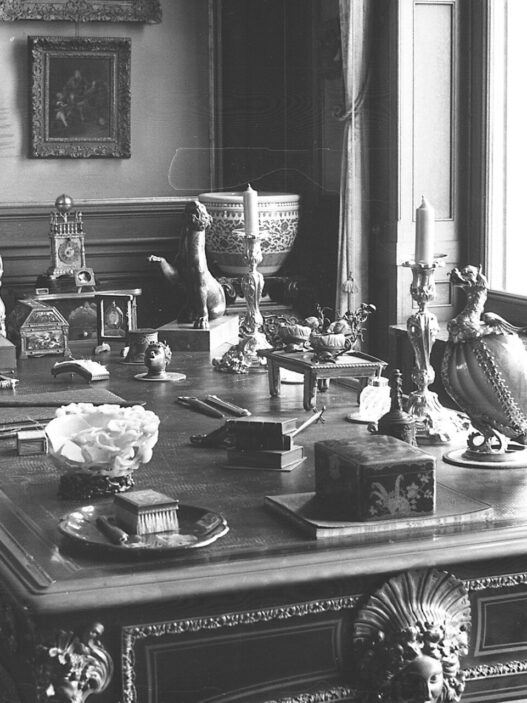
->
xmin=198 ymin=191 xmax=300 ymax=276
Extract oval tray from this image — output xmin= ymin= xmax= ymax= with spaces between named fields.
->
xmin=58 ymin=502 xmax=229 ymax=556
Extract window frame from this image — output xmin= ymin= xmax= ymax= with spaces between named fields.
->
xmin=465 ymin=0 xmax=527 ymax=323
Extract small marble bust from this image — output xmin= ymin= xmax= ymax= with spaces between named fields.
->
xmin=143 ymin=341 xmax=172 ymax=379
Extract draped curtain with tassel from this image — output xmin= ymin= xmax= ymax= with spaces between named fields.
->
xmin=335 ymin=0 xmax=374 ymax=318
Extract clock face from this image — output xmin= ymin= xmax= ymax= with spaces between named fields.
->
xmin=57 ymin=238 xmax=81 ymax=266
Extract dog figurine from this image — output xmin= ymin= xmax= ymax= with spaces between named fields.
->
xmin=149 ymin=201 xmax=226 ymax=329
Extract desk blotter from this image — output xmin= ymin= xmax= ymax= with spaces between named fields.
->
xmin=264 ymin=484 xmax=493 ymax=539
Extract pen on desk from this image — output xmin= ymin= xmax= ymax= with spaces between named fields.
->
xmin=176 ymin=396 xmax=225 ymax=419
xmin=203 ymin=395 xmax=251 ymax=417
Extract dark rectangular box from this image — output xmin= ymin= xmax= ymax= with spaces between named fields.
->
xmin=227 ymin=416 xmax=297 ymax=450
xmin=314 ymin=435 xmax=435 ymax=521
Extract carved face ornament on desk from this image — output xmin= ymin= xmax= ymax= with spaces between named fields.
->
xmin=393 ymin=655 xmax=444 ymax=703
xmin=352 ymin=570 xmax=471 ymax=703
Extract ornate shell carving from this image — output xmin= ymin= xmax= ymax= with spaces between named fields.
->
xmin=353 ymin=569 xmax=471 ymax=702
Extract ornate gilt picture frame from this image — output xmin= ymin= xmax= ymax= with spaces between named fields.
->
xmin=29 ymin=35 xmax=131 ymax=159
xmin=1 ymin=1 xmax=161 ymax=23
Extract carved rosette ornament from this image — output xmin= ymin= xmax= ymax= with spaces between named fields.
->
xmin=352 ymin=570 xmax=471 ymax=703
xmin=37 ymin=622 xmax=113 ymax=703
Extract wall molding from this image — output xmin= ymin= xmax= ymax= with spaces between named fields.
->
xmin=0 ymin=197 xmax=190 ymax=325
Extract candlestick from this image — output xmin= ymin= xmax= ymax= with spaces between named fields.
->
xmin=212 ymin=227 xmax=271 ymax=374
xmin=402 ymin=257 xmax=468 ymax=444
xmin=243 ymin=184 xmax=259 ymax=237
xmin=415 ymin=196 xmax=435 ymax=266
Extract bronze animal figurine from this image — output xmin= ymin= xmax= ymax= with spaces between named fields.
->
xmin=149 ymin=201 xmax=226 ymax=329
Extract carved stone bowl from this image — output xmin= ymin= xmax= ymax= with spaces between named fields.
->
xmin=46 ymin=402 xmax=160 ymax=499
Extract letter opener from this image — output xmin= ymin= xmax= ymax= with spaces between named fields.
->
xmin=203 ymin=395 xmax=251 ymax=417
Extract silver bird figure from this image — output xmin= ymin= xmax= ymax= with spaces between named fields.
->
xmin=441 ymin=264 xmax=527 ymax=456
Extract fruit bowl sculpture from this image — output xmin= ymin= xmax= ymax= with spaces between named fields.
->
xmin=46 ymin=403 xmax=160 ymax=500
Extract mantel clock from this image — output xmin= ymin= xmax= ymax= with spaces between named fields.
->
xmin=46 ymin=194 xmax=96 ymax=291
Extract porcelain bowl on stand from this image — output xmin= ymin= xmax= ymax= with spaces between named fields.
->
xmin=198 ymin=191 xmax=300 ymax=276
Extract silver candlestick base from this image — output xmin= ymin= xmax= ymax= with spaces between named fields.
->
xmin=212 ymin=229 xmax=271 ymax=374
xmin=403 ymin=257 xmax=468 ymax=444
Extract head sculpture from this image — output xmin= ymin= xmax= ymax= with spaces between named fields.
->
xmin=353 ymin=570 xmax=471 ymax=703
xmin=144 ymin=340 xmax=172 ymax=378
xmin=185 ymin=200 xmax=212 ymax=232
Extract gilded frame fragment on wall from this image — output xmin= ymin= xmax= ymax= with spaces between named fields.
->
xmin=0 ymin=1 xmax=161 ymax=23
xmin=29 ymin=35 xmax=131 ymax=159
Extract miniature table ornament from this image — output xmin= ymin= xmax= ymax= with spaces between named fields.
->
xmin=346 ymin=374 xmax=390 ymax=424
xmin=121 ymin=328 xmax=158 ymax=364
xmin=134 ymin=340 xmax=186 ymax=382
xmin=7 ymin=298 xmax=70 ymax=358
xmin=368 ymin=369 xmax=417 ymax=446
xmin=148 ymin=200 xmax=226 ymax=329
xmin=442 ymin=265 xmax=527 ymax=468
xmin=258 ymin=348 xmax=386 ymax=411
xmin=95 ymin=291 xmax=138 ymax=350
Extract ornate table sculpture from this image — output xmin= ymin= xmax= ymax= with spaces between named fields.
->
xmin=236 ymin=227 xmax=272 ymax=361
xmin=258 ymin=348 xmax=386 ymax=410
xmin=442 ymin=265 xmax=527 ymax=468
xmin=212 ymin=188 xmax=274 ymax=372
xmin=403 ymin=258 xmax=468 ymax=444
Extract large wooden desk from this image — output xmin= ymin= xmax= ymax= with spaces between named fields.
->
xmin=2 ymin=352 xmax=527 ymax=702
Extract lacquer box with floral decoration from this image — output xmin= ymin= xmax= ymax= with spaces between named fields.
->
xmin=314 ymin=435 xmax=435 ymax=522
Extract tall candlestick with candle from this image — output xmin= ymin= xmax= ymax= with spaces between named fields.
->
xmin=243 ymin=184 xmax=259 ymax=237
xmin=402 ymin=198 xmax=466 ymax=444
xmin=415 ymin=196 xmax=435 ymax=266
xmin=213 ymin=186 xmax=270 ymax=373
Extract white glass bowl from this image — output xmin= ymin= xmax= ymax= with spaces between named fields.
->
xmin=46 ymin=403 xmax=160 ymax=479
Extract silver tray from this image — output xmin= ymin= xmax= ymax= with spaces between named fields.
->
xmin=58 ymin=502 xmax=229 ymax=556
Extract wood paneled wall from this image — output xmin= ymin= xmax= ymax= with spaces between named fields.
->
xmin=0 ymin=197 xmax=189 ymax=327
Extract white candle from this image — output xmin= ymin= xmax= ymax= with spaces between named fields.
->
xmin=243 ymin=184 xmax=259 ymax=236
xmin=415 ymin=196 xmax=435 ymax=265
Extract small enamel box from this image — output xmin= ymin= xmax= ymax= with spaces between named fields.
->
xmin=16 ymin=429 xmax=48 ymax=456
xmin=114 ymin=489 xmax=179 ymax=534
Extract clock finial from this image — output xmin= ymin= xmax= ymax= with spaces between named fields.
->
xmin=55 ymin=194 xmax=74 ymax=214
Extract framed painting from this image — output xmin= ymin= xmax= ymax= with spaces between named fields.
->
xmin=29 ymin=35 xmax=131 ymax=158
xmin=0 ymin=1 xmax=161 ymax=23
